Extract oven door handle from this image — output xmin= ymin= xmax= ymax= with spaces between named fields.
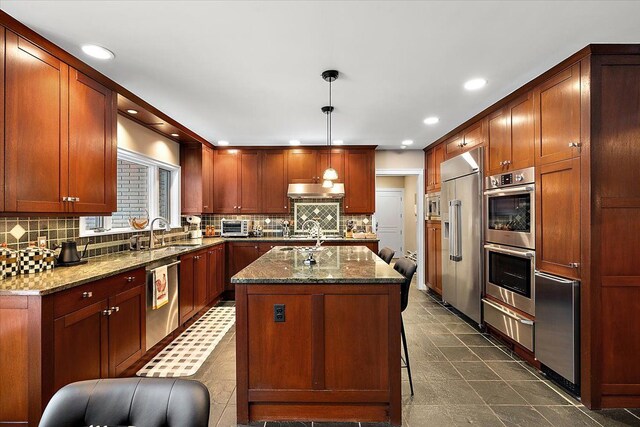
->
xmin=483 ymin=299 xmax=535 ymax=325
xmin=484 ymin=244 xmax=534 ymax=259
xmin=484 ymin=185 xmax=534 ymax=196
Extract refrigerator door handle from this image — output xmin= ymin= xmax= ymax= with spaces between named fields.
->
xmin=450 ymin=200 xmax=462 ymax=261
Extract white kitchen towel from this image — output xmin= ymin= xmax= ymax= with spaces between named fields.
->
xmin=152 ymin=265 xmax=169 ymax=309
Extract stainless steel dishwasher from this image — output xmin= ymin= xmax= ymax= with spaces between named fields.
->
xmin=534 ymin=270 xmax=580 ymax=388
xmin=145 ymin=258 xmax=180 ymax=351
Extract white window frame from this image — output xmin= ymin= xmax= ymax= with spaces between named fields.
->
xmin=79 ymin=147 xmax=181 ymax=237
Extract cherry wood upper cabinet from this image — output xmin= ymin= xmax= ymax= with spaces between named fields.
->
xmin=0 ymin=28 xmax=5 ymax=212
xmin=426 ymin=144 xmax=445 ymax=192
xmin=534 ymin=63 xmax=581 ymax=165
xmin=68 ymin=69 xmax=117 ymax=213
xmin=486 ymin=92 xmax=534 ymax=175
xmin=261 ymin=150 xmax=289 ymax=213
xmin=5 ymin=31 xmax=69 ymax=213
xmin=213 ymin=149 xmax=240 ymax=213
xmin=445 ymin=121 xmax=486 ymax=159
xmin=287 ymin=149 xmax=320 ymax=183
xmin=318 ymin=149 xmax=346 ymax=183
xmin=181 ymin=143 xmax=214 ymax=214
xmin=344 ymin=149 xmax=375 ymax=214
xmin=536 ymin=158 xmax=581 ymax=280
xmin=239 ymin=151 xmax=261 ymax=214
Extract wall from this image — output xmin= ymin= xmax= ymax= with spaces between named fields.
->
xmin=375 ymin=176 xmax=405 ymax=189
xmin=117 ymin=114 xmax=180 ymax=165
xmin=375 ymin=150 xmax=424 ymax=170
xmin=403 ymin=176 xmax=418 ymax=253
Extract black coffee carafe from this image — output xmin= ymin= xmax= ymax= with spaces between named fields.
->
xmin=56 ymin=240 xmax=90 ymax=266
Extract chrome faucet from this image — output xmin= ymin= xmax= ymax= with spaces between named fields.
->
xmin=149 ymin=217 xmax=171 ymax=250
xmin=301 ymin=219 xmax=323 ymax=248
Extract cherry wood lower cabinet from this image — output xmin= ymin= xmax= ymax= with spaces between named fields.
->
xmin=236 ymin=284 xmax=401 ymax=425
xmin=179 ymin=248 xmax=208 ymax=325
xmin=425 ymin=221 xmax=442 ymax=295
xmin=206 ymin=244 xmax=226 ymax=303
xmin=0 ymin=268 xmax=146 ymax=426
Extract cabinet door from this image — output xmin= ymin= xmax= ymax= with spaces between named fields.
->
xmin=287 ymin=149 xmax=319 ymax=183
xmin=434 ymin=224 xmax=442 ymax=293
xmin=216 ymin=246 xmax=226 ymax=296
xmin=508 ymin=92 xmax=535 ymax=171
xmin=109 ymin=285 xmax=145 ymax=376
xmin=534 ymin=63 xmax=581 ymax=165
xmin=317 ymin=149 xmax=345 ymax=183
xmin=461 ymin=121 xmax=485 ymax=152
xmin=239 ymin=150 xmax=261 ymax=213
xmin=5 ymin=32 xmax=69 ymax=213
xmin=261 ymin=150 xmax=289 ymax=213
xmin=0 ymin=29 xmax=6 ymax=212
xmin=426 ymin=225 xmax=437 ymax=291
xmin=54 ymin=299 xmax=109 ymax=390
xmin=202 ymin=146 xmax=214 ymax=213
xmin=344 ymin=149 xmax=375 ymax=214
xmin=207 ymin=246 xmax=223 ymax=303
xmin=445 ymin=135 xmax=463 ymax=158
xmin=487 ymin=107 xmax=510 ymax=175
xmin=181 ymin=144 xmax=204 ymax=214
xmin=179 ymin=253 xmax=196 ymax=324
xmin=536 ymin=158 xmax=581 ymax=279
xmin=227 ymin=243 xmax=260 ymax=292
xmin=194 ymin=251 xmax=208 ymax=313
xmin=433 ymin=145 xmax=445 ymax=190
xmin=68 ymin=69 xmax=117 ymax=213
xmin=425 ymin=149 xmax=435 ymax=190
xmin=213 ymin=149 xmax=240 ymax=213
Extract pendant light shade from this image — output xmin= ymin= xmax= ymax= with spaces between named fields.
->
xmin=322 ymin=179 xmax=334 ymax=188
xmin=323 ymin=167 xmax=338 ymax=181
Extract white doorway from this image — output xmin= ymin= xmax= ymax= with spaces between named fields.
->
xmin=375 ymin=189 xmax=404 ymax=256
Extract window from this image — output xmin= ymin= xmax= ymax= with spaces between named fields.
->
xmin=80 ymin=148 xmax=181 ymax=236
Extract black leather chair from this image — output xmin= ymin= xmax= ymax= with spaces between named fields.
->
xmin=393 ymin=257 xmax=418 ymax=396
xmin=39 ymin=378 xmax=210 ymax=427
xmin=378 ymin=247 xmax=395 ymax=264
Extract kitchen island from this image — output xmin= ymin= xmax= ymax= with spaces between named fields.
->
xmin=232 ymin=245 xmax=405 ymax=426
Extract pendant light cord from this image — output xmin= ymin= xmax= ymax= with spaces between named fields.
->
xmin=328 ymin=79 xmax=332 ymax=169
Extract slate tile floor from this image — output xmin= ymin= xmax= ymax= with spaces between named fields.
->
xmin=191 ymin=287 xmax=640 ymax=426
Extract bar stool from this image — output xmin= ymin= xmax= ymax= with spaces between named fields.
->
xmin=394 ymin=257 xmax=417 ymax=396
xmin=378 ymin=247 xmax=395 ymax=264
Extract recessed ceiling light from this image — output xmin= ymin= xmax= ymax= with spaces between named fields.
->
xmin=81 ymin=44 xmax=115 ymax=60
xmin=289 ymin=140 xmax=301 ymax=146
xmin=126 ymin=109 xmax=138 ymax=115
xmin=332 ymin=140 xmax=344 ymax=145
xmin=464 ymin=78 xmax=487 ymax=91
xmin=423 ymin=116 xmax=439 ymax=125
xmin=218 ymin=140 xmax=229 ymax=146
xmin=402 ymin=140 xmax=414 ymax=146
xmin=171 ymin=133 xmax=179 ymax=137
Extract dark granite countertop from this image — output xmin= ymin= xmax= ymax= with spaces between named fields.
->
xmin=224 ymin=236 xmax=379 ymax=242
xmin=0 ymin=236 xmax=380 ymax=296
xmin=231 ymin=245 xmax=405 ymax=284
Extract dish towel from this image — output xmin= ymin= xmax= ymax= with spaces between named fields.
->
xmin=152 ymin=265 xmax=169 ymax=310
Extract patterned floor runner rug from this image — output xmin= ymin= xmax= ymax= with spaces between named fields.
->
xmin=137 ymin=305 xmax=235 ymax=377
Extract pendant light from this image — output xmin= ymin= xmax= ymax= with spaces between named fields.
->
xmin=321 ymin=70 xmax=339 ymax=187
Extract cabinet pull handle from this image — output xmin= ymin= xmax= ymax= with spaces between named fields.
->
xmin=102 ymin=309 xmax=113 ymax=316
xmin=126 ymin=276 xmax=135 ymax=282
xmin=62 ymin=196 xmax=70 ymax=202
xmin=111 ymin=306 xmax=120 ymax=313
xmin=238 ymin=206 xmax=241 ymax=209
xmin=568 ymin=142 xmax=581 ymax=148
xmin=568 ymin=262 xmax=580 ymax=268
xmin=82 ymin=291 xmax=93 ymax=298
xmin=74 ymin=197 xmax=80 ymax=202
xmin=504 ymin=160 xmax=511 ymax=166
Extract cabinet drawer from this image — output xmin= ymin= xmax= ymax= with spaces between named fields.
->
xmin=53 ymin=268 xmax=145 ymax=318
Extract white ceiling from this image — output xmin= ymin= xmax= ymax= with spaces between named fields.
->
xmin=3 ymin=1 xmax=640 ymax=149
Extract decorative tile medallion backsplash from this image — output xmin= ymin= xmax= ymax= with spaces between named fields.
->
xmin=294 ymin=202 xmax=340 ymax=232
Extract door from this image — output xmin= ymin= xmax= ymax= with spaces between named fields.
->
xmin=213 ymin=149 xmax=240 ymax=213
xmin=536 ymin=158 xmax=581 ymax=279
xmin=54 ymin=299 xmax=109 ymax=390
xmin=344 ymin=150 xmax=375 ymax=213
xmin=375 ymin=189 xmax=404 ymax=256
xmin=194 ymin=250 xmax=208 ymax=312
xmin=202 ymin=146 xmax=213 ymax=213
xmin=179 ymin=253 xmax=196 ymax=324
xmin=317 ymin=149 xmax=345 ymax=183
xmin=68 ymin=69 xmax=117 ymax=213
xmin=239 ymin=151 xmax=261 ymax=213
xmin=261 ymin=150 xmax=289 ymax=213
xmin=5 ymin=31 xmax=69 ymax=213
xmin=534 ymin=63 xmax=581 ymax=165
xmin=109 ymin=285 xmax=145 ymax=376
xmin=287 ymin=149 xmax=318 ymax=183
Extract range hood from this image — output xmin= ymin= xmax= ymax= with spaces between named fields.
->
xmin=287 ymin=183 xmax=345 ymax=199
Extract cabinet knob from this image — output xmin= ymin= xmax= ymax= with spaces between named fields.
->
xmin=346 ymin=205 xmax=349 ymax=208
xmin=568 ymin=262 xmax=580 ymax=268
xmin=73 ymin=197 xmax=80 ymax=202
xmin=238 ymin=206 xmax=241 ymax=209
xmin=102 ymin=309 xmax=113 ymax=316
xmin=62 ymin=196 xmax=69 ymax=202
xmin=568 ymin=142 xmax=581 ymax=148
xmin=126 ymin=276 xmax=135 ymax=282
xmin=233 ymin=206 xmax=237 ymax=209
xmin=82 ymin=291 xmax=93 ymax=298
xmin=110 ymin=306 xmax=120 ymax=313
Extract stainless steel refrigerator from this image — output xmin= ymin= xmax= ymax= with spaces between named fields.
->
xmin=441 ymin=147 xmax=483 ymax=324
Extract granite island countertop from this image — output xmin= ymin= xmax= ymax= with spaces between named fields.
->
xmin=231 ymin=245 xmax=405 ymax=284
xmin=0 ymin=236 xmax=380 ymax=296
